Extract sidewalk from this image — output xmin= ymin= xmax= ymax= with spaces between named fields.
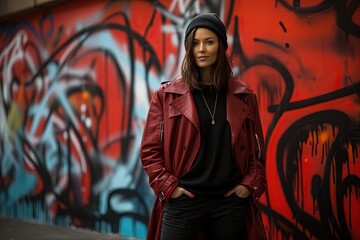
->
xmin=0 ymin=216 xmax=135 ymax=240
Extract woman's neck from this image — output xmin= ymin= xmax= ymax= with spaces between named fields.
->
xmin=200 ymin=68 xmax=213 ymax=85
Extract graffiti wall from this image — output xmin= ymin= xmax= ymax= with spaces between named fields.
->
xmin=0 ymin=0 xmax=359 ymax=239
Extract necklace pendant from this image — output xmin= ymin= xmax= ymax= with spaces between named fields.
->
xmin=200 ymin=90 xmax=218 ymax=127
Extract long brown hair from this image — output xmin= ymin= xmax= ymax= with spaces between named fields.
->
xmin=181 ymin=28 xmax=233 ymax=90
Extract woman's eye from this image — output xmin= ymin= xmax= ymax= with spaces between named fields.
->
xmin=206 ymin=40 xmax=213 ymax=45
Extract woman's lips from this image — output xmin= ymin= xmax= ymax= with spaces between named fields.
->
xmin=198 ymin=56 xmax=208 ymax=60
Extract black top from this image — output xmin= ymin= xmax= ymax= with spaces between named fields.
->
xmin=179 ymin=87 xmax=242 ymax=197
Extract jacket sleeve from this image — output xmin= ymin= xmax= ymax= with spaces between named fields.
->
xmin=240 ymin=92 xmax=267 ymax=200
xmin=139 ymin=86 xmax=178 ymax=202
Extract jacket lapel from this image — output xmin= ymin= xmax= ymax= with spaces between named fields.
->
xmin=165 ymin=78 xmax=200 ymax=131
xmin=164 ymin=77 xmax=252 ymax=141
xmin=226 ymin=79 xmax=252 ymax=145
xmin=170 ymin=92 xmax=200 ymax=130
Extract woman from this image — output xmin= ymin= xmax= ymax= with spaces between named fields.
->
xmin=140 ymin=13 xmax=267 ymax=240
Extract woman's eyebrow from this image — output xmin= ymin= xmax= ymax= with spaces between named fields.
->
xmin=194 ymin=37 xmax=216 ymax=41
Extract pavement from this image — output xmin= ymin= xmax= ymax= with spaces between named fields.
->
xmin=0 ymin=216 xmax=137 ymax=240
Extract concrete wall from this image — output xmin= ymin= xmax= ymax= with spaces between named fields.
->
xmin=0 ymin=0 xmax=63 ymax=21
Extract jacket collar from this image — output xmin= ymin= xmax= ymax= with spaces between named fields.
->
xmin=163 ymin=76 xmax=188 ymax=94
xmin=164 ymin=76 xmax=251 ymax=95
xmin=164 ymin=76 xmax=252 ymax=145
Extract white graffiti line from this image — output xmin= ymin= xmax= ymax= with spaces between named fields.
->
xmin=23 ymin=149 xmax=36 ymax=171
xmin=58 ymin=37 xmax=84 ymax=69
xmin=0 ymin=30 xmax=28 ymax=102
xmin=50 ymin=89 xmax=89 ymax=174
xmin=167 ymin=0 xmax=200 ymax=14
xmin=0 ymin=31 xmax=24 ymax=145
xmin=27 ymin=62 xmax=96 ymax=156
xmin=59 ymin=66 xmax=96 ymax=84
xmin=0 ymin=94 xmax=6 ymax=136
xmin=24 ymin=47 xmax=39 ymax=77
xmin=157 ymin=0 xmax=227 ymax=39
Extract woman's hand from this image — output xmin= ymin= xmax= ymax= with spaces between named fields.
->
xmin=224 ymin=184 xmax=250 ymax=198
xmin=170 ymin=187 xmax=195 ymax=199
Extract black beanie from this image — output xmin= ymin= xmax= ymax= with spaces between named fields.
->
xmin=185 ymin=13 xmax=228 ymax=50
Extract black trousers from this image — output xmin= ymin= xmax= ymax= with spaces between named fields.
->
xmin=160 ymin=194 xmax=248 ymax=240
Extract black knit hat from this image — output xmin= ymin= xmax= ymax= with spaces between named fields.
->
xmin=185 ymin=13 xmax=228 ymax=50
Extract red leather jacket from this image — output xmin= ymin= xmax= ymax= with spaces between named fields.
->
xmin=140 ymin=77 xmax=267 ymax=240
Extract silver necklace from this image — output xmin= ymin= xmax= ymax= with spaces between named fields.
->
xmin=200 ymin=90 xmax=218 ymax=125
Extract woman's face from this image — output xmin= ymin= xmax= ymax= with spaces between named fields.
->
xmin=192 ymin=28 xmax=219 ymax=69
